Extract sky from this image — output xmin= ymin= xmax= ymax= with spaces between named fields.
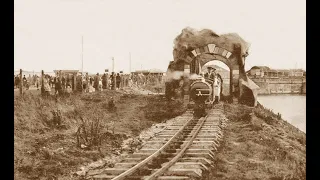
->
xmin=14 ymin=0 xmax=306 ymax=74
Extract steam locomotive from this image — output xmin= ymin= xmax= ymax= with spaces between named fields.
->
xmin=188 ymin=75 xmax=222 ymax=117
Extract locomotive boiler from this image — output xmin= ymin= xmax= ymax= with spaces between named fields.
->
xmin=189 ymin=79 xmax=213 ymax=116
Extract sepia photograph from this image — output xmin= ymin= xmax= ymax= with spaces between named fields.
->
xmin=14 ymin=0 xmax=306 ymax=179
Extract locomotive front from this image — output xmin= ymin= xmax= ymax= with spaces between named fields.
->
xmin=189 ymin=79 xmax=213 ymax=117
xmin=189 ymin=80 xmax=212 ymax=103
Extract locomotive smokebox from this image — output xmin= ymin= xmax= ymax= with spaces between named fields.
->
xmin=189 ymin=81 xmax=212 ymax=103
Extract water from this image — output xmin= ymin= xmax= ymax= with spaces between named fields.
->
xmin=257 ymin=94 xmax=306 ymax=133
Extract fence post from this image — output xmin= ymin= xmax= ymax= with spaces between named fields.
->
xmin=73 ymin=73 xmax=77 ymax=92
xmin=41 ymin=70 xmax=44 ymax=95
xmin=81 ymin=73 xmax=83 ymax=92
xmin=19 ymin=69 xmax=23 ymax=95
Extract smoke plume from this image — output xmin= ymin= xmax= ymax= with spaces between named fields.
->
xmin=173 ymin=27 xmax=250 ymax=62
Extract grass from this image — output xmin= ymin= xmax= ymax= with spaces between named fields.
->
xmin=208 ymin=103 xmax=306 ymax=180
xmin=14 ymin=90 xmax=186 ymax=179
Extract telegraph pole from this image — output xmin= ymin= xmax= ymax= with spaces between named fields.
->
xmin=129 ymin=52 xmax=131 ymax=73
xmin=82 ymin=36 xmax=84 ymax=74
xmin=81 ymin=36 xmax=84 ymax=92
xmin=112 ymin=57 xmax=115 ymax=90
xmin=112 ymin=57 xmax=115 ymax=72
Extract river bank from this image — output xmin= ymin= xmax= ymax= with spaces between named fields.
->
xmin=209 ymin=103 xmax=306 ymax=179
xmin=258 ymin=94 xmax=306 ymax=133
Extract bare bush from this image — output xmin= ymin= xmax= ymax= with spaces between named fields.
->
xmin=76 ymin=107 xmax=108 ymax=149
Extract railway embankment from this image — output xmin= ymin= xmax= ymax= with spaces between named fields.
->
xmin=209 ymin=103 xmax=306 ymax=179
xmin=14 ymin=89 xmax=305 ymax=179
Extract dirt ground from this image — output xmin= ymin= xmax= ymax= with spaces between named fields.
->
xmin=14 ymin=87 xmax=306 ymax=180
xmin=209 ymin=103 xmax=306 ymax=180
xmin=14 ymin=88 xmax=185 ymax=180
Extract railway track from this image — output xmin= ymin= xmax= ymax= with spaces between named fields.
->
xmin=88 ymin=104 xmax=228 ymax=180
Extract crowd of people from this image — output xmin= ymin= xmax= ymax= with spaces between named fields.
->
xmin=14 ymin=71 xmax=165 ymax=96
xmin=84 ymin=72 xmax=164 ymax=92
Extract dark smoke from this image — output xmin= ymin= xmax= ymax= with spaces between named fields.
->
xmin=173 ymin=27 xmax=250 ymax=62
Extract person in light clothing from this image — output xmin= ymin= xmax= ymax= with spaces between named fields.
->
xmin=43 ymin=76 xmax=51 ymax=97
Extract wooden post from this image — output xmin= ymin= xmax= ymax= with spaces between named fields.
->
xmin=41 ymin=70 xmax=44 ymax=95
xmin=73 ymin=73 xmax=77 ymax=92
xmin=81 ymin=73 xmax=83 ymax=92
xmin=19 ymin=69 xmax=23 ymax=95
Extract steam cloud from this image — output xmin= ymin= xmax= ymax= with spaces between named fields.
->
xmin=173 ymin=27 xmax=250 ymax=62
xmin=166 ymin=27 xmax=250 ymax=83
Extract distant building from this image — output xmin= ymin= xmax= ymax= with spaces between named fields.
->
xmin=133 ymin=69 xmax=165 ymax=76
xmin=247 ymin=66 xmax=270 ymax=77
xmin=53 ymin=70 xmax=79 ymax=76
xmin=247 ymin=66 xmax=305 ymax=78
xmin=14 ymin=70 xmax=55 ymax=77
xmin=247 ymin=66 xmax=306 ymax=94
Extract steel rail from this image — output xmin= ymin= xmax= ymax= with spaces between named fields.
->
xmin=145 ymin=115 xmax=208 ymax=180
xmin=111 ymin=116 xmax=194 ymax=180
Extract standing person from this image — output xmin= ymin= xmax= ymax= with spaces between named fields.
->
xmin=98 ymin=75 xmax=103 ymax=91
xmin=105 ymin=73 xmax=109 ymax=89
xmin=94 ymin=73 xmax=99 ymax=91
xmin=89 ymin=76 xmax=93 ymax=86
xmin=204 ymin=67 xmax=216 ymax=80
xmin=36 ymin=75 xmax=40 ymax=90
xmin=51 ymin=76 xmax=55 ymax=88
xmin=43 ymin=75 xmax=51 ymax=97
xmin=66 ymin=74 xmax=71 ymax=89
xmin=15 ymin=75 xmax=19 ymax=89
xmin=128 ymin=74 xmax=132 ymax=87
xmin=107 ymin=73 xmax=112 ymax=89
xmin=61 ymin=75 xmax=66 ymax=90
xmin=65 ymin=75 xmax=73 ymax=96
xmin=53 ymin=77 xmax=57 ymax=88
xmin=84 ymin=73 xmax=89 ymax=92
xmin=71 ymin=75 xmax=75 ymax=91
xmin=116 ymin=73 xmax=121 ymax=90
xmin=125 ymin=74 xmax=129 ymax=87
xmin=120 ymin=73 xmax=125 ymax=89
xmin=110 ymin=72 xmax=115 ymax=90
xmin=28 ymin=75 xmax=32 ymax=87
xmin=102 ymin=73 xmax=107 ymax=89
xmin=55 ymin=77 xmax=62 ymax=97
xmin=22 ymin=75 xmax=27 ymax=88
xmin=210 ymin=67 xmax=217 ymax=80
xmin=216 ymin=73 xmax=223 ymax=98
xmin=33 ymin=75 xmax=37 ymax=86
xmin=48 ymin=76 xmax=51 ymax=88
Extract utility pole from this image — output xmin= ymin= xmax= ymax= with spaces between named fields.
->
xmin=82 ymin=36 xmax=84 ymax=74
xmin=112 ymin=57 xmax=115 ymax=72
xmin=81 ymin=35 xmax=84 ymax=92
xmin=112 ymin=57 xmax=116 ymax=90
xmin=19 ymin=69 xmax=22 ymax=95
xmin=41 ymin=70 xmax=44 ymax=95
xmin=129 ymin=52 xmax=131 ymax=73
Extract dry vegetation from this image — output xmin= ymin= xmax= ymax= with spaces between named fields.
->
xmin=14 ymin=90 xmax=185 ymax=180
xmin=209 ymin=103 xmax=306 ymax=180
xmin=14 ymin=89 xmax=306 ymax=180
